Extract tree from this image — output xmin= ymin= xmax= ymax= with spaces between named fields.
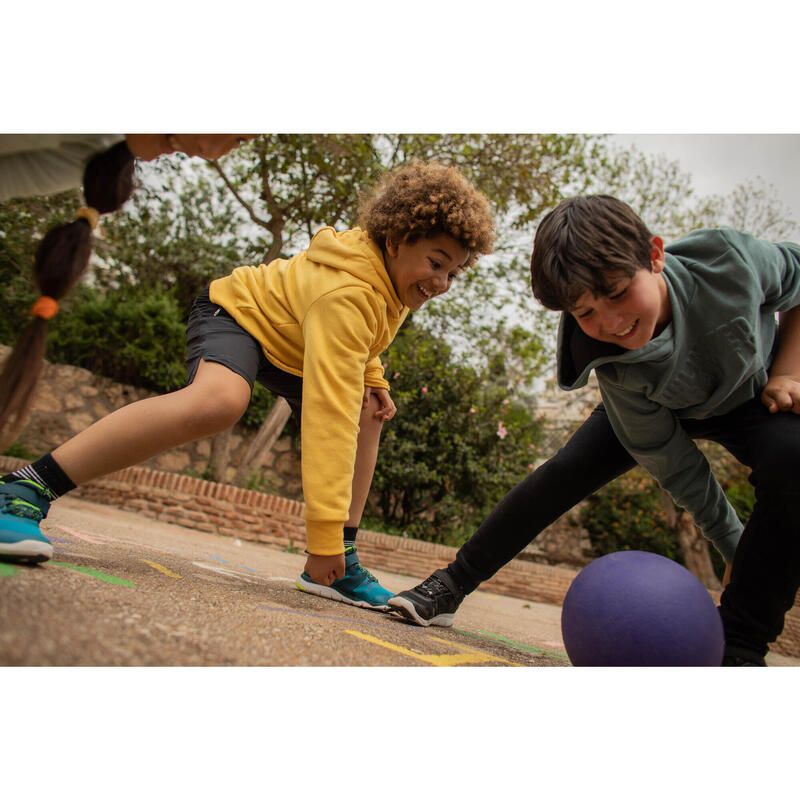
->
xmin=701 ymin=177 xmax=798 ymax=240
xmin=370 ymin=321 xmax=544 ymax=545
xmin=95 ymin=134 xmax=605 ymax=483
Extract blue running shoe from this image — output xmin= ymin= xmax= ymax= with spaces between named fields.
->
xmin=0 ymin=478 xmax=54 ymax=563
xmin=295 ymin=546 xmax=393 ymax=611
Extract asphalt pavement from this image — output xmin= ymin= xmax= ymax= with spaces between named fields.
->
xmin=1 ymin=496 xmax=570 ymax=667
xmin=3 ymin=496 xmax=797 ymax=668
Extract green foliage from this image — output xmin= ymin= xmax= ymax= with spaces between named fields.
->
xmin=2 ymin=440 xmax=38 ymax=460
xmin=371 ymin=321 xmax=544 ymax=545
xmin=47 ymin=285 xmax=188 ymax=393
xmin=726 ymin=480 xmax=755 ymax=524
xmin=579 ymin=469 xmax=681 ymax=562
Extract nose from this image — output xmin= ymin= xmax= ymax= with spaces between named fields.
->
xmin=599 ymin=311 xmax=626 ymax=334
xmin=432 ymin=273 xmax=449 ymax=294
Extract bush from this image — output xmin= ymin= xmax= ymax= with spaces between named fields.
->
xmin=370 ymin=322 xmax=544 ymax=546
xmin=48 ymin=285 xmax=188 ymax=394
xmin=726 ymin=480 xmax=755 ymax=524
xmin=580 ymin=468 xmax=681 ymax=562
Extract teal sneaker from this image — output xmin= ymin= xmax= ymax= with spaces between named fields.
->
xmin=0 ymin=478 xmax=54 ymax=563
xmin=295 ymin=546 xmax=393 ymax=611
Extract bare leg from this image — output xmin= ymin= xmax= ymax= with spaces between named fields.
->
xmin=346 ymin=392 xmax=383 ymax=527
xmin=52 ymin=361 xmax=251 ymax=485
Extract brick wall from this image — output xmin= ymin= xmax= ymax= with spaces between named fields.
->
xmin=3 ymin=454 xmax=798 ymax=659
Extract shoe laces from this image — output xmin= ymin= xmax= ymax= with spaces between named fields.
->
xmin=356 ymin=564 xmax=378 ymax=583
xmin=0 ymin=478 xmax=52 ymax=520
xmin=417 ymin=574 xmax=451 ymax=598
xmin=0 ymin=495 xmax=44 ymax=521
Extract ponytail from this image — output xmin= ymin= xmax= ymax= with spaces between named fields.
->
xmin=0 ymin=141 xmax=136 ymax=446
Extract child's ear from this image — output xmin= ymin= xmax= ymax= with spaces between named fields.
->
xmin=385 ymin=236 xmax=400 ymax=258
xmin=649 ymin=236 xmax=665 ymax=273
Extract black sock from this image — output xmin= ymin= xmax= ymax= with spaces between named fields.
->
xmin=3 ymin=453 xmax=76 ymax=498
xmin=343 ymin=526 xmax=358 ymax=548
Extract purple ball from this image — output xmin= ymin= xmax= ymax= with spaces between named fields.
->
xmin=561 ymin=551 xmax=724 ymax=666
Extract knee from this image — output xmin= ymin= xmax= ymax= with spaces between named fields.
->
xmin=187 ymin=385 xmax=250 ymax=435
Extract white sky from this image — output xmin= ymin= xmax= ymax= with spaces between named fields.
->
xmin=612 ymin=134 xmax=800 ymax=235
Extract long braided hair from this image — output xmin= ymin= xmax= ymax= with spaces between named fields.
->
xmin=0 ymin=141 xmax=136 ymax=445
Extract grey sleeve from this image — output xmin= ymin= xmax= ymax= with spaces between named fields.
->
xmin=599 ymin=380 xmax=743 ymax=561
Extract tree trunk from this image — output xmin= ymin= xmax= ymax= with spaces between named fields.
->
xmin=232 ymin=397 xmax=292 ymax=486
xmin=659 ymin=489 xmax=721 ymax=590
xmin=207 ymin=428 xmax=233 ymax=483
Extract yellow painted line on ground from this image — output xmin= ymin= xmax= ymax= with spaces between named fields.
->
xmin=140 ymin=559 xmax=182 ymax=579
xmin=345 ymin=630 xmax=524 ymax=666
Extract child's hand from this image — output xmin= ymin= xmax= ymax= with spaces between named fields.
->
xmin=364 ymin=387 xmax=397 ymax=422
xmin=761 ymin=375 xmax=800 ymax=414
xmin=305 ymin=553 xmax=345 ymax=586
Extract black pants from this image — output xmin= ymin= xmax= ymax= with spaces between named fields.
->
xmin=449 ymin=401 xmax=800 ymax=657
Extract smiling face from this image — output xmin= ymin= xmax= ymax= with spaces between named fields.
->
xmin=384 ymin=233 xmax=470 ymax=310
xmin=571 ymin=237 xmax=672 ymax=350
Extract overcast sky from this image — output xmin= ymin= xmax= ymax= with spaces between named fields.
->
xmin=611 ymin=134 xmax=800 ymax=236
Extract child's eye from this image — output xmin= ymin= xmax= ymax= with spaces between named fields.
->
xmin=609 ymin=288 xmax=628 ymax=300
xmin=577 ymin=309 xmax=593 ymax=319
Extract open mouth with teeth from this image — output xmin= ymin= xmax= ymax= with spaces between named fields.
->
xmin=416 ymin=282 xmax=433 ymax=301
xmin=614 ymin=319 xmax=639 ymax=338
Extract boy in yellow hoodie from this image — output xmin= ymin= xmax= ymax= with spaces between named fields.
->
xmin=0 ymin=162 xmax=495 ymax=610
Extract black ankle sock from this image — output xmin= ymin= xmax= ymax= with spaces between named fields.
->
xmin=4 ymin=453 xmax=76 ymax=498
xmin=343 ymin=526 xmax=358 ymax=548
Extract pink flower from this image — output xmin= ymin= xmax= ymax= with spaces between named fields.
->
xmin=393 ymin=372 xmax=400 ymax=379
xmin=497 ymin=421 xmax=508 ymax=439
xmin=502 ymin=398 xmax=510 ymax=405
xmin=528 ymin=463 xmax=534 ymax=470
xmin=470 ymin=407 xmax=477 ymax=413
xmin=421 ymin=387 xmax=428 ymax=394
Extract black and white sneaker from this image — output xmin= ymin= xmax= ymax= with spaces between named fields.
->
xmin=388 ymin=569 xmax=465 ymax=627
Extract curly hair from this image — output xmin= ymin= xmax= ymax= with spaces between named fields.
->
xmin=358 ymin=161 xmax=494 ymax=268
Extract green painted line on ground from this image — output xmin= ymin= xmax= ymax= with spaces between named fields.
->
xmin=0 ymin=562 xmax=19 ymax=577
xmin=454 ymin=628 xmax=569 ymax=661
xmin=50 ymin=561 xmax=136 ymax=587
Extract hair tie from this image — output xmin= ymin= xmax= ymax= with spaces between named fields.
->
xmin=75 ymin=206 xmax=100 ymax=230
xmin=31 ymin=296 xmax=59 ymax=320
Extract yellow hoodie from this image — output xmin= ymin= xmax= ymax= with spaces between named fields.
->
xmin=209 ymin=227 xmax=408 ymax=555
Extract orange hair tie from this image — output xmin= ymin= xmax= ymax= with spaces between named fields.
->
xmin=75 ymin=206 xmax=100 ymax=230
xmin=31 ymin=296 xmax=59 ymax=320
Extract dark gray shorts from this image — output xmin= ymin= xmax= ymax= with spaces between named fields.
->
xmin=185 ymin=287 xmax=303 ymax=418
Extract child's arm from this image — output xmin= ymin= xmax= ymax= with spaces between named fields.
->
xmin=762 ymin=305 xmax=800 ymax=414
xmin=600 ymin=382 xmax=743 ymax=564
xmin=299 ymin=289 xmax=389 ymax=570
xmin=364 ymin=386 xmax=396 ymax=422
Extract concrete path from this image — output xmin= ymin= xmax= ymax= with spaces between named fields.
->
xmin=1 ymin=497 xmax=569 ymax=667
xmin=2 ymin=496 xmax=797 ymax=667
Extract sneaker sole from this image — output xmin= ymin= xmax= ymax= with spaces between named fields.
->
xmin=387 ymin=596 xmax=454 ymax=627
xmin=295 ymin=577 xmax=392 ymax=612
xmin=0 ymin=539 xmax=53 ymax=563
